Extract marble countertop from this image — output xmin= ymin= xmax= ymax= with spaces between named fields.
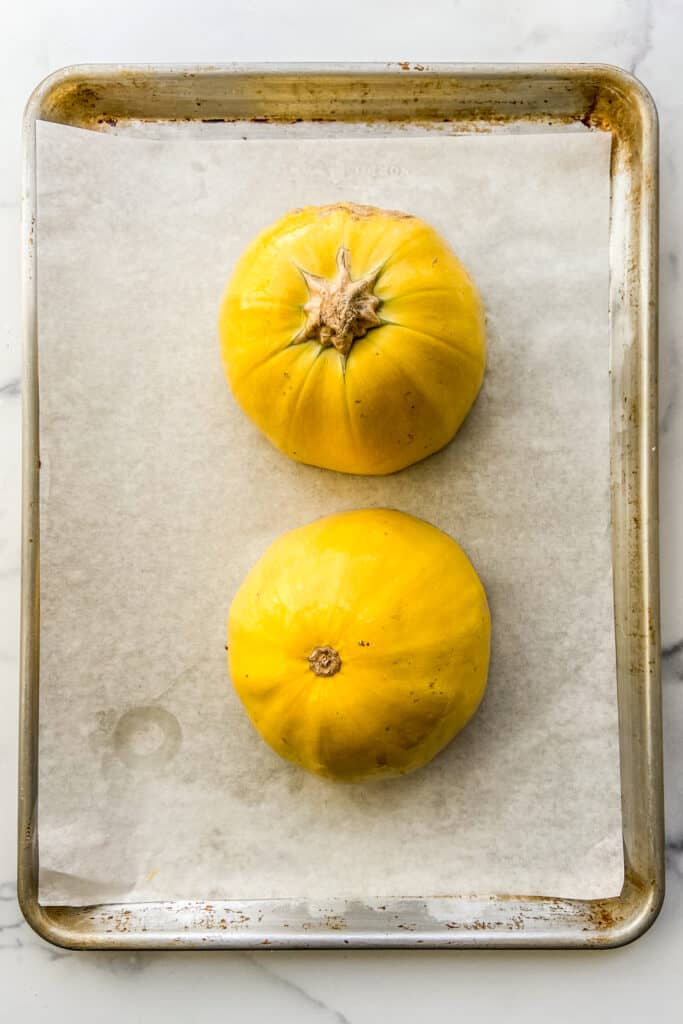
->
xmin=1 ymin=0 xmax=681 ymax=1019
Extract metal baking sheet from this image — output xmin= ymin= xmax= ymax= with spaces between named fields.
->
xmin=18 ymin=63 xmax=662 ymax=949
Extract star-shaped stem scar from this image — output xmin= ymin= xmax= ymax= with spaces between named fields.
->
xmin=295 ymin=246 xmax=383 ymax=360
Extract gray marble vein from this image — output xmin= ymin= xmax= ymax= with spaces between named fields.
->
xmin=629 ymin=0 xmax=654 ymax=74
xmin=246 ymin=955 xmax=353 ymax=1024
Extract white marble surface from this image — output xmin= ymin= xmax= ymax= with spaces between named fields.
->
xmin=1 ymin=0 xmax=682 ymax=1019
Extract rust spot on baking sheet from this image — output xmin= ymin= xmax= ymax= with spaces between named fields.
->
xmin=580 ymin=93 xmax=599 ymax=129
xmin=323 ymin=915 xmax=347 ymax=930
xmin=623 ymin=393 xmax=640 ymax=428
xmin=450 ymin=919 xmax=498 ymax=931
xmin=223 ymin=909 xmax=250 ymax=924
xmin=113 ymin=909 xmax=133 ymax=933
xmin=586 ymin=904 xmax=618 ymax=930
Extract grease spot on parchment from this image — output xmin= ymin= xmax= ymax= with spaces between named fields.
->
xmin=113 ymin=706 xmax=182 ymax=768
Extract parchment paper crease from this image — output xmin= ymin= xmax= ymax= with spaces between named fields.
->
xmin=36 ymin=121 xmax=622 ymax=904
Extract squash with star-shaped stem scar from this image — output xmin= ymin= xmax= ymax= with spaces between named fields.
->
xmin=219 ymin=203 xmax=486 ymax=475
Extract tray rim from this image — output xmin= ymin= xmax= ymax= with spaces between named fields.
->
xmin=18 ymin=60 xmax=663 ymax=951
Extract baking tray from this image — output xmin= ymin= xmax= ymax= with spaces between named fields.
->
xmin=19 ymin=62 xmax=662 ymax=949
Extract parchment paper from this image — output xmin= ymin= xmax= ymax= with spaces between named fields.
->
xmin=36 ymin=121 xmax=622 ymax=904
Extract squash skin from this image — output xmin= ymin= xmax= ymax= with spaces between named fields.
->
xmin=228 ymin=509 xmax=491 ymax=783
xmin=219 ymin=203 xmax=486 ymax=475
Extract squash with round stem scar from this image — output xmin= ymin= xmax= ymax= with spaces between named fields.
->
xmin=227 ymin=508 xmax=491 ymax=783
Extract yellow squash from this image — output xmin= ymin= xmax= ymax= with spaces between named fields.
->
xmin=228 ymin=509 xmax=490 ymax=782
xmin=219 ymin=203 xmax=485 ymax=475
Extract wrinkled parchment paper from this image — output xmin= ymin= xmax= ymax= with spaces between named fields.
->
xmin=36 ymin=121 xmax=622 ymax=904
